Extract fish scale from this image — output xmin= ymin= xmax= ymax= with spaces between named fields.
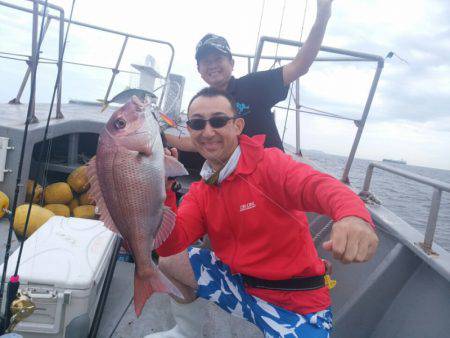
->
xmin=97 ymin=147 xmax=159 ymax=271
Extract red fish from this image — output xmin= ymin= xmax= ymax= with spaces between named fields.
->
xmin=88 ymin=96 xmax=188 ymax=316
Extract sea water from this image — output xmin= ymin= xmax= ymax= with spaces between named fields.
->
xmin=303 ymin=150 xmax=450 ymax=252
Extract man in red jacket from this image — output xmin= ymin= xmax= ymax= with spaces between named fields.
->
xmin=149 ymin=87 xmax=378 ymax=337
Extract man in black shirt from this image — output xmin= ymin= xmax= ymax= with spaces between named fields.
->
xmin=166 ymin=0 xmax=333 ymax=154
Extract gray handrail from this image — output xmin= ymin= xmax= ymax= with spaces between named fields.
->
xmin=0 ymin=52 xmax=140 ymax=75
xmin=0 ymin=0 xmax=175 ymax=112
xmin=4 ymin=0 xmax=65 ymax=121
xmin=361 ymin=162 xmax=450 ymax=253
xmin=251 ymin=35 xmax=384 ymax=180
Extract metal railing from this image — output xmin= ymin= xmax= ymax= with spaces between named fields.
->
xmin=0 ymin=0 xmax=175 ymax=120
xmin=361 ymin=162 xmax=450 ymax=253
xmin=1 ymin=0 xmax=64 ymax=120
xmin=250 ymin=36 xmax=384 ymax=184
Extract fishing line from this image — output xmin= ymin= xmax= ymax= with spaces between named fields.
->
xmin=281 ymin=84 xmax=296 ymax=142
xmin=299 ymin=0 xmax=309 ymax=42
xmin=200 ymin=146 xmax=305 ymax=227
xmin=108 ymin=297 xmax=133 ymax=338
xmin=41 ymin=138 xmax=53 ymax=200
xmin=117 ymin=113 xmax=306 ymax=227
xmin=268 ymin=0 xmax=287 ymax=70
xmin=253 ymin=0 xmax=266 ymax=56
xmin=163 ymin=121 xmax=314 ymax=226
xmin=281 ymin=0 xmax=309 ymax=145
xmin=273 ymin=0 xmax=287 ymax=61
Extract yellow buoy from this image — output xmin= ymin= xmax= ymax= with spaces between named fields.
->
xmin=67 ymin=166 xmax=90 ymax=193
xmin=73 ymin=205 xmax=96 ymax=219
xmin=0 ymin=190 xmax=10 ymax=218
xmin=44 ymin=204 xmax=70 ymax=217
xmin=14 ymin=204 xmax=55 ymax=238
xmin=79 ymin=192 xmax=94 ymax=206
xmin=44 ymin=182 xmax=73 ymax=204
xmin=26 ymin=180 xmax=43 ymax=203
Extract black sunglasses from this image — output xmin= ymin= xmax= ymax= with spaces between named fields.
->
xmin=187 ymin=115 xmax=237 ymax=131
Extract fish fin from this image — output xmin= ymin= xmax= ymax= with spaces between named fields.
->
xmin=86 ymin=157 xmax=119 ymax=233
xmin=133 ymin=267 xmax=184 ymax=317
xmin=153 ymin=206 xmax=176 ymax=249
xmin=164 ymin=155 xmax=189 ymax=177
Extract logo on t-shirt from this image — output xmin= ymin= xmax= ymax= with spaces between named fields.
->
xmin=236 ymin=102 xmax=250 ymax=116
xmin=239 ymin=201 xmax=256 ymax=212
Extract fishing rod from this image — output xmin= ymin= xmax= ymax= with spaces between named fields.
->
xmin=0 ymin=0 xmax=49 ymax=333
xmin=0 ymin=0 xmax=77 ymax=333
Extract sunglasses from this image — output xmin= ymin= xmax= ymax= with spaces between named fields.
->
xmin=187 ymin=115 xmax=237 ymax=131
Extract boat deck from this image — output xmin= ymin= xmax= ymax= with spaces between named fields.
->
xmin=99 ymin=261 xmax=262 ymax=337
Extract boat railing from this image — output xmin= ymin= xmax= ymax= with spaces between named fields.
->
xmin=246 ymin=36 xmax=384 ymax=184
xmin=361 ymin=162 xmax=450 ymax=254
xmin=0 ymin=0 xmax=175 ymax=120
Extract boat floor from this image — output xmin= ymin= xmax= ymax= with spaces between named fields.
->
xmin=100 ymin=261 xmax=262 ymax=338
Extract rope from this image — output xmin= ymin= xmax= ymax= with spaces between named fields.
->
xmin=281 ymin=85 xmax=296 ymax=142
xmin=270 ymin=0 xmax=287 ymax=70
xmin=280 ymin=0 xmax=309 ymax=143
xmin=299 ymin=0 xmax=309 ymax=42
xmin=274 ymin=0 xmax=287 ymax=58
xmin=253 ymin=0 xmax=266 ymax=56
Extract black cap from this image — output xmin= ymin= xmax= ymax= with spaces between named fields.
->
xmin=195 ymin=34 xmax=231 ymax=62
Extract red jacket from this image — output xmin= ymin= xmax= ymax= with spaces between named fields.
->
xmin=158 ymin=135 xmax=374 ymax=314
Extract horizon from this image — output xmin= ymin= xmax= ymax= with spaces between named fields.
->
xmin=301 ymin=148 xmax=450 ymax=173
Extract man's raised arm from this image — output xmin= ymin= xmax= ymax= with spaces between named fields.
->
xmin=282 ymin=0 xmax=333 ymax=85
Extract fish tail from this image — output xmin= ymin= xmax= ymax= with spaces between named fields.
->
xmin=133 ymin=267 xmax=183 ymax=316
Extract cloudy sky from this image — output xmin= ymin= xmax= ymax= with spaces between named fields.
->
xmin=0 ymin=0 xmax=449 ymax=169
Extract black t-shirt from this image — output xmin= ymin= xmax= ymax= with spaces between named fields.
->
xmin=178 ymin=67 xmax=288 ymax=174
xmin=226 ymin=67 xmax=289 ymax=151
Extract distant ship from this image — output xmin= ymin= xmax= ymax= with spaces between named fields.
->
xmin=382 ymin=158 xmax=407 ymax=164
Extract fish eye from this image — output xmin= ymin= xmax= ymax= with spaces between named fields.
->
xmin=114 ymin=118 xmax=126 ymax=129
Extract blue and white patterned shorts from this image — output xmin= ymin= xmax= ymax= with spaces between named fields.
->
xmin=188 ymin=247 xmax=333 ymax=338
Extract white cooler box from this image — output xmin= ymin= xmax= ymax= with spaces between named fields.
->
xmin=1 ymin=216 xmax=117 ymax=338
